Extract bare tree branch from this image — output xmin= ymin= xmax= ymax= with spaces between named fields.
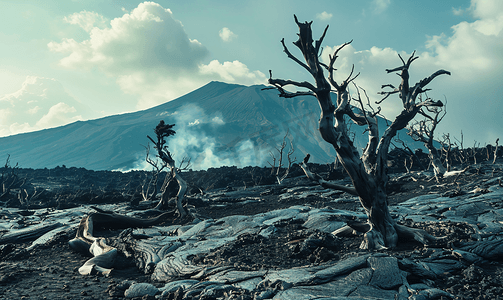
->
xmin=267 ymin=70 xmax=317 ymax=98
xmin=280 ymin=38 xmax=313 ymax=75
xmin=268 ymin=130 xmax=297 ymax=184
xmin=267 ymin=15 xmax=450 ymax=250
xmin=327 ymin=40 xmax=354 ymax=91
xmin=315 ymin=25 xmax=329 ymax=55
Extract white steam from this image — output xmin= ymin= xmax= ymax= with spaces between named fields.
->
xmin=133 ymin=104 xmax=270 ymax=171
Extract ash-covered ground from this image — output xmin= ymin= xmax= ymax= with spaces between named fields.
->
xmin=1 ymin=148 xmax=502 ymax=300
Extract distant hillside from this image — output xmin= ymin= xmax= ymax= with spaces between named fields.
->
xmin=0 ymin=81 xmax=427 ymax=170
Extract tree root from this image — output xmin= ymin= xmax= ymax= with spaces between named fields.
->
xmin=394 ymin=223 xmax=443 ymax=245
xmin=361 ymin=226 xmax=388 ymax=250
xmin=334 ymin=220 xmax=445 ymax=250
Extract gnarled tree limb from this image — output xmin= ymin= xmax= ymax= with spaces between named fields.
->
xmin=267 ymin=15 xmax=450 ymax=250
xmin=69 ymin=210 xmax=172 ymax=275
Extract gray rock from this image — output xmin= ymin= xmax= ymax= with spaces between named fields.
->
xmin=256 ymin=290 xmax=274 ymax=300
xmin=116 ymin=280 xmax=133 ymax=290
xmin=305 ymin=254 xmax=370 ymax=285
xmin=302 ymin=212 xmax=346 ymax=233
xmin=451 ymin=249 xmax=483 ymax=264
xmin=232 ymin=277 xmax=263 ymax=291
xmin=134 ymin=239 xmax=183 ymax=272
xmin=265 ymin=265 xmax=324 ymax=287
xmin=458 ymin=237 xmax=503 ymax=260
xmin=183 ymin=281 xmax=225 ymax=298
xmin=124 ymin=282 xmax=158 ymax=298
xmin=152 ymin=254 xmax=204 ymax=281
xmin=199 ymin=284 xmax=240 ymax=298
xmin=398 ymin=258 xmax=437 ymax=280
xmin=0 ymin=222 xmax=63 ymax=244
xmin=206 ymin=269 xmax=267 ymax=284
xmin=409 ymin=283 xmax=432 ymax=290
xmin=159 ymin=279 xmax=199 ymax=293
xmin=398 ymin=284 xmax=411 ymax=299
xmin=409 ymin=288 xmax=454 ymax=300
xmin=422 ymin=259 xmax=465 ymax=276
xmin=27 ymin=224 xmax=71 ymax=251
xmin=367 ymin=256 xmax=402 ymax=289
xmin=442 ymin=201 xmax=492 ymax=222
xmin=274 ymin=268 xmax=373 ymax=300
xmin=477 ymin=209 xmax=503 ymax=234
xmin=349 ymin=285 xmax=398 ymax=299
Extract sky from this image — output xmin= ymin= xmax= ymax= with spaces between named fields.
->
xmin=0 ymin=0 xmax=501 ymax=148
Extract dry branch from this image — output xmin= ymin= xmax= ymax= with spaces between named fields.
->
xmin=407 ymin=98 xmax=447 ymax=180
xmin=268 ymin=130 xmax=297 ymax=184
xmin=267 ymin=15 xmax=450 ymax=249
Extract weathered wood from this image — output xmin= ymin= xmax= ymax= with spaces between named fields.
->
xmin=69 ymin=210 xmax=173 ymax=275
xmin=268 ymin=15 xmax=450 ymax=249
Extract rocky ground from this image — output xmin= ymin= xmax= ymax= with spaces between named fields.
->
xmin=0 ymin=150 xmax=502 ymax=300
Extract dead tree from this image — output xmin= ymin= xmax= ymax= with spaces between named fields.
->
xmin=393 ymin=134 xmax=426 ymax=172
xmin=472 ymin=141 xmax=480 ymax=165
xmin=407 ymin=100 xmax=447 ymax=179
xmin=453 ymin=131 xmax=469 ymax=166
xmin=141 ymin=144 xmax=166 ymax=202
xmin=268 ymin=130 xmax=296 ymax=184
xmin=268 ymin=15 xmax=450 ymax=249
xmin=440 ymin=133 xmax=453 ymax=172
xmin=147 ymin=121 xmax=188 ymax=218
xmin=493 ymin=138 xmax=500 ymax=164
xmin=0 ymin=155 xmax=26 ymax=204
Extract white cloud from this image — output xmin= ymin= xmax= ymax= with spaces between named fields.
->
xmin=199 ymin=60 xmax=267 ymax=84
xmin=469 ymin=0 xmax=503 ymax=20
xmin=316 ymin=11 xmax=333 ymax=21
xmin=35 ymin=102 xmax=80 ymax=128
xmin=423 ymin=1 xmax=503 ymax=78
xmin=452 ymin=7 xmax=465 ymax=16
xmin=64 ymin=10 xmax=108 ymax=32
xmin=212 ymin=116 xmax=224 ymax=125
xmin=0 ymin=76 xmax=91 ymax=137
xmin=371 ymin=0 xmax=391 ymax=14
xmin=49 ymin=3 xmax=208 ymax=73
xmin=49 ymin=2 xmax=265 ymax=110
xmin=319 ymin=0 xmax=503 ymax=144
xmin=219 ymin=27 xmax=237 ymax=42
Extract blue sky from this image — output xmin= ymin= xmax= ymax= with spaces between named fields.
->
xmin=0 ymin=0 xmax=501 ymax=148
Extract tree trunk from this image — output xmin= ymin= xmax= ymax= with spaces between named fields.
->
xmin=154 ymin=165 xmax=188 ymax=218
xmin=428 ymin=147 xmax=446 ymax=177
xmin=268 ymin=15 xmax=449 ymax=250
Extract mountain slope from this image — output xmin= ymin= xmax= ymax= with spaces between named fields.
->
xmin=0 ymin=81 xmax=427 ymax=170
